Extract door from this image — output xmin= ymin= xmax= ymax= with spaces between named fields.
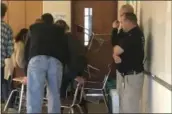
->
xmin=8 ymin=1 xmax=26 ymax=36
xmin=71 ymin=1 xmax=117 ymax=80
xmin=25 ymin=1 xmax=43 ymax=28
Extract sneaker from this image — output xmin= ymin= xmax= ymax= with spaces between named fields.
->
xmin=8 ymin=108 xmax=18 ymax=113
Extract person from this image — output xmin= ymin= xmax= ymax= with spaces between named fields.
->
xmin=55 ymin=20 xmax=86 ymax=97
xmin=3 ymin=28 xmax=28 ymax=112
xmin=112 ymin=13 xmax=145 ymax=113
xmin=109 ymin=4 xmax=134 ymax=114
xmin=1 ymin=2 xmax=14 ymax=106
xmin=13 ymin=28 xmax=28 ymax=68
xmin=111 ymin=4 xmax=134 ymax=47
xmin=55 ymin=20 xmax=87 ymax=113
xmin=25 ymin=13 xmax=68 ymax=113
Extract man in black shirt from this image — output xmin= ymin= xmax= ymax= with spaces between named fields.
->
xmin=113 ymin=13 xmax=145 ymax=113
xmin=25 ymin=13 xmax=68 ymax=113
xmin=111 ymin=4 xmax=134 ymax=46
xmin=109 ymin=4 xmax=134 ymax=114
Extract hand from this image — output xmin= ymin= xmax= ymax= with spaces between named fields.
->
xmin=22 ymin=77 xmax=27 ymax=85
xmin=112 ymin=20 xmax=120 ymax=29
xmin=113 ymin=54 xmax=122 ymax=64
xmin=75 ymin=76 xmax=85 ymax=84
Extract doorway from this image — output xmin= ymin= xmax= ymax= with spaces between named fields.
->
xmin=71 ymin=1 xmax=118 ymax=80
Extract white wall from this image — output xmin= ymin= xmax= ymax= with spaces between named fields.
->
xmin=141 ymin=1 xmax=171 ymax=113
xmin=141 ymin=1 xmax=171 ymax=84
xmin=43 ymin=1 xmax=71 ymax=28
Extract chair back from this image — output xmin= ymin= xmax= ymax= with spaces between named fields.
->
xmin=71 ymin=82 xmax=84 ymax=106
xmin=102 ymin=64 xmax=112 ymax=89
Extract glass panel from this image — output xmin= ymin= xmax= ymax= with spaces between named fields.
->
xmin=84 ymin=33 xmax=89 ymax=41
xmin=84 ymin=42 xmax=89 ymax=46
xmin=85 ymin=8 xmax=89 ymax=15
xmin=84 ymin=8 xmax=92 ymax=46
xmin=89 ymin=8 xmax=93 ymax=16
xmin=85 ymin=16 xmax=89 ymax=30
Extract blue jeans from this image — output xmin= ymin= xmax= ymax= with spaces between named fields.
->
xmin=1 ymin=67 xmax=15 ymax=107
xmin=27 ymin=55 xmax=63 ymax=113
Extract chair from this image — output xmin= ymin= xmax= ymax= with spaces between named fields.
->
xmin=61 ymin=82 xmax=84 ymax=114
xmin=84 ymin=64 xmax=100 ymax=79
xmin=3 ymin=77 xmax=26 ymax=113
xmin=3 ymin=77 xmax=51 ymax=113
xmin=83 ymin=64 xmax=112 ymax=112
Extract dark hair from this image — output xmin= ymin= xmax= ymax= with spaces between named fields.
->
xmin=35 ymin=18 xmax=42 ymax=23
xmin=1 ymin=3 xmax=7 ymax=18
xmin=41 ymin=13 xmax=54 ymax=24
xmin=123 ymin=12 xmax=137 ymax=24
xmin=55 ymin=19 xmax=69 ymax=31
xmin=15 ymin=28 xmax=28 ymax=43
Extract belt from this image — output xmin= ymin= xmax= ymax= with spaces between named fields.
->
xmin=119 ymin=70 xmax=142 ymax=76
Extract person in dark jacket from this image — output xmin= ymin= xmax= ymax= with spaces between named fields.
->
xmin=24 ymin=13 xmax=68 ymax=113
xmin=55 ymin=20 xmax=86 ymax=98
xmin=55 ymin=20 xmax=88 ymax=113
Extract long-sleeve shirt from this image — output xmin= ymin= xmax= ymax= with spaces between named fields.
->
xmin=111 ymin=28 xmax=126 ymax=47
xmin=4 ymin=41 xmax=25 ymax=80
xmin=1 ymin=21 xmax=14 ymax=67
xmin=12 ymin=41 xmax=25 ymax=68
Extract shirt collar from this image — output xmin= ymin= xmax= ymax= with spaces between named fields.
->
xmin=127 ymin=26 xmax=139 ymax=34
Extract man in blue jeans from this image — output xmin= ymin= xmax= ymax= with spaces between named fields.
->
xmin=25 ymin=13 xmax=68 ymax=113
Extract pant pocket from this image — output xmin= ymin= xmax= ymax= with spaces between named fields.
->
xmin=126 ymin=73 xmax=144 ymax=89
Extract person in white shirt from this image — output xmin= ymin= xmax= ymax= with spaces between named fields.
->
xmin=5 ymin=28 xmax=28 ymax=78
xmin=4 ymin=28 xmax=28 ymax=112
xmin=13 ymin=28 xmax=28 ymax=68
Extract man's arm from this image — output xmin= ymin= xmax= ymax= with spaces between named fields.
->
xmin=111 ymin=20 xmax=120 ymax=46
xmin=113 ymin=45 xmax=123 ymax=64
xmin=111 ymin=28 xmax=118 ymax=46
xmin=6 ymin=28 xmax=14 ymax=58
xmin=113 ymin=45 xmax=124 ymax=56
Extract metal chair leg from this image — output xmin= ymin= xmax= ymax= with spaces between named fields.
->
xmin=69 ymin=107 xmax=74 ymax=114
xmin=3 ymin=89 xmax=18 ymax=112
xmin=76 ymin=104 xmax=84 ymax=114
xmin=102 ymin=90 xmax=109 ymax=112
xmin=18 ymin=84 xmax=24 ymax=113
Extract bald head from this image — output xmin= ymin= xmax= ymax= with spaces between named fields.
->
xmin=120 ymin=4 xmax=134 ymax=17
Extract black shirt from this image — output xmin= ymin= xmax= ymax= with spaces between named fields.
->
xmin=25 ymin=23 xmax=69 ymax=65
xmin=116 ymin=26 xmax=145 ymax=73
xmin=111 ymin=28 xmax=126 ymax=46
xmin=65 ymin=32 xmax=87 ymax=77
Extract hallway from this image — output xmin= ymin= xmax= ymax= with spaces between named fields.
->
xmin=1 ymin=1 xmax=171 ymax=113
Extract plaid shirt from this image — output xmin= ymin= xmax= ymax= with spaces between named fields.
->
xmin=1 ymin=21 xmax=14 ymax=67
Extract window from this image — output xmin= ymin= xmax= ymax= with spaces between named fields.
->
xmin=84 ymin=8 xmax=92 ymax=46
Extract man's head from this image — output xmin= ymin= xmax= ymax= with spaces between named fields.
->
xmin=120 ymin=13 xmax=137 ymax=32
xmin=1 ymin=3 xmax=7 ymax=19
xmin=41 ymin=13 xmax=54 ymax=24
xmin=119 ymin=4 xmax=134 ymax=17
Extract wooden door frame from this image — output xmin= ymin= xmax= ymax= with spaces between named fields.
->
xmin=70 ymin=1 xmax=118 ymax=32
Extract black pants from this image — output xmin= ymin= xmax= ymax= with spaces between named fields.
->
xmin=1 ymin=67 xmax=15 ymax=107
